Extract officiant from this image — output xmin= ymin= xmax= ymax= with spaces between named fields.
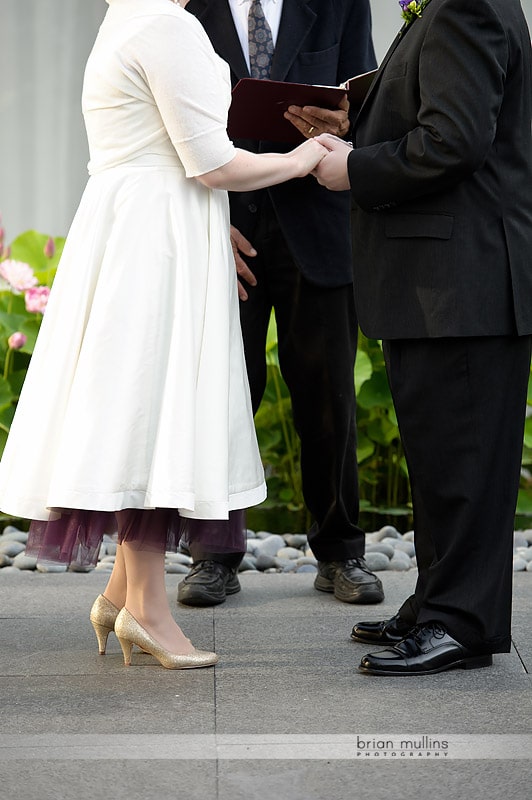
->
xmin=178 ymin=0 xmax=382 ymax=608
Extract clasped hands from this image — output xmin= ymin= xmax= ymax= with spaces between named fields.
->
xmin=284 ymin=97 xmax=352 ymax=190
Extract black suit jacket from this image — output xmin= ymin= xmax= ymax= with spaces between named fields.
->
xmin=347 ymin=0 xmax=532 ymax=337
xmin=187 ymin=0 xmax=376 ymax=286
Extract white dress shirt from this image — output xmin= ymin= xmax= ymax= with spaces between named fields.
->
xmin=228 ymin=0 xmax=283 ymax=71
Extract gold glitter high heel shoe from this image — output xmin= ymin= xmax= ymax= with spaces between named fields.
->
xmin=89 ymin=594 xmax=120 ymax=655
xmin=114 ymin=607 xmax=218 ymax=670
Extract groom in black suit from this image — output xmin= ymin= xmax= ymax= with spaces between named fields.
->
xmin=179 ymin=0 xmax=384 ymax=607
xmin=315 ymin=0 xmax=532 ymax=674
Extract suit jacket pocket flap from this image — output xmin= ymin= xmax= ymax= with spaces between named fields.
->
xmin=385 ymin=213 xmax=454 ymax=239
xmin=298 ymin=44 xmax=340 ymax=66
xmin=382 ymin=61 xmax=407 ymax=81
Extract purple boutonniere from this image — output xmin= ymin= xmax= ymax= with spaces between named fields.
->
xmin=399 ymin=0 xmax=430 ymax=24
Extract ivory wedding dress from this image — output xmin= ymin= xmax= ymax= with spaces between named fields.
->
xmin=0 ymin=0 xmax=265 ymax=562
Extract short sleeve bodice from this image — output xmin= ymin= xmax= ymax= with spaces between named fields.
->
xmin=83 ymin=0 xmax=236 ymax=177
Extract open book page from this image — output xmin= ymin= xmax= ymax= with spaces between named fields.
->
xmin=342 ymin=68 xmax=378 ymax=105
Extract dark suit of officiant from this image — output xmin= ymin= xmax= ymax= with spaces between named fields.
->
xmin=347 ymin=0 xmax=532 ymax=651
xmin=187 ymin=0 xmax=376 ymax=563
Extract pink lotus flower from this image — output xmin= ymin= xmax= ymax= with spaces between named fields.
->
xmin=43 ymin=237 xmax=55 ymax=258
xmin=25 ymin=285 xmax=50 ymax=314
xmin=0 ymin=259 xmax=38 ymax=294
xmin=7 ymin=332 xmax=27 ymax=350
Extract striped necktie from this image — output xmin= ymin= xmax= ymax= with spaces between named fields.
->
xmin=248 ymin=0 xmax=274 ymax=79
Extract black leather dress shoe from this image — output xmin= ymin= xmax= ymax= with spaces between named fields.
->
xmin=358 ymin=622 xmax=493 ymax=676
xmin=351 ymin=614 xmax=412 ymax=645
xmin=314 ymin=557 xmax=384 ymax=604
xmin=177 ymin=560 xmax=241 ymax=606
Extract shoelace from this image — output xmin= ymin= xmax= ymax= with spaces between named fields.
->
xmin=344 ymin=557 xmax=373 ymax=575
xmin=409 ymin=622 xmax=446 ymax=644
xmin=190 ymin=560 xmax=231 ymax=576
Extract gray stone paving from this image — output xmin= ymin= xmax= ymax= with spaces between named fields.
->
xmin=0 ymin=570 xmax=530 ymax=800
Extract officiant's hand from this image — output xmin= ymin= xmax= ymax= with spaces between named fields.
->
xmin=230 ymin=225 xmax=257 ymax=302
xmin=312 ymin=134 xmax=352 ymax=191
xmin=284 ymin=94 xmax=350 ymax=140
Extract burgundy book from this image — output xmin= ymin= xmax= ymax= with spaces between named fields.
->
xmin=227 ymin=69 xmax=377 ymax=143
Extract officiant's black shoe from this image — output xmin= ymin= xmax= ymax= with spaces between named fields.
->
xmin=351 ymin=613 xmax=412 ymax=645
xmin=178 ymin=560 xmax=241 ymax=606
xmin=358 ymin=622 xmax=493 ymax=676
xmin=314 ymin=557 xmax=384 ymax=604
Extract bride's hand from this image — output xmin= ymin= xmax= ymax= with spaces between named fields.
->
xmin=288 ymin=138 xmax=328 ymax=177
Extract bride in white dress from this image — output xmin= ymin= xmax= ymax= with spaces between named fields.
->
xmin=0 ymin=0 xmax=327 ymax=669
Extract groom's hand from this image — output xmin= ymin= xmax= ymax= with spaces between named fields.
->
xmin=312 ymin=134 xmax=352 ymax=191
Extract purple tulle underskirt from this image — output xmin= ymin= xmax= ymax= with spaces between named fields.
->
xmin=26 ymin=508 xmax=247 ymax=568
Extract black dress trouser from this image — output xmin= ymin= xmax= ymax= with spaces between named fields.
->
xmin=383 ymin=334 xmax=532 ymax=652
xmin=188 ymin=197 xmax=365 ymax=566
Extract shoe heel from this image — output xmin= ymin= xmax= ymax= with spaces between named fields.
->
xmin=117 ymin=636 xmax=134 ymax=666
xmin=461 ymin=654 xmax=493 ymax=670
xmin=91 ymin=621 xmax=113 ymax=655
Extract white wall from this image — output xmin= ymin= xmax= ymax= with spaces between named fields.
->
xmin=371 ymin=0 xmax=406 ymax=61
xmin=0 ymin=0 xmax=107 ymax=239
xmin=0 ymin=0 xmax=531 ymax=239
